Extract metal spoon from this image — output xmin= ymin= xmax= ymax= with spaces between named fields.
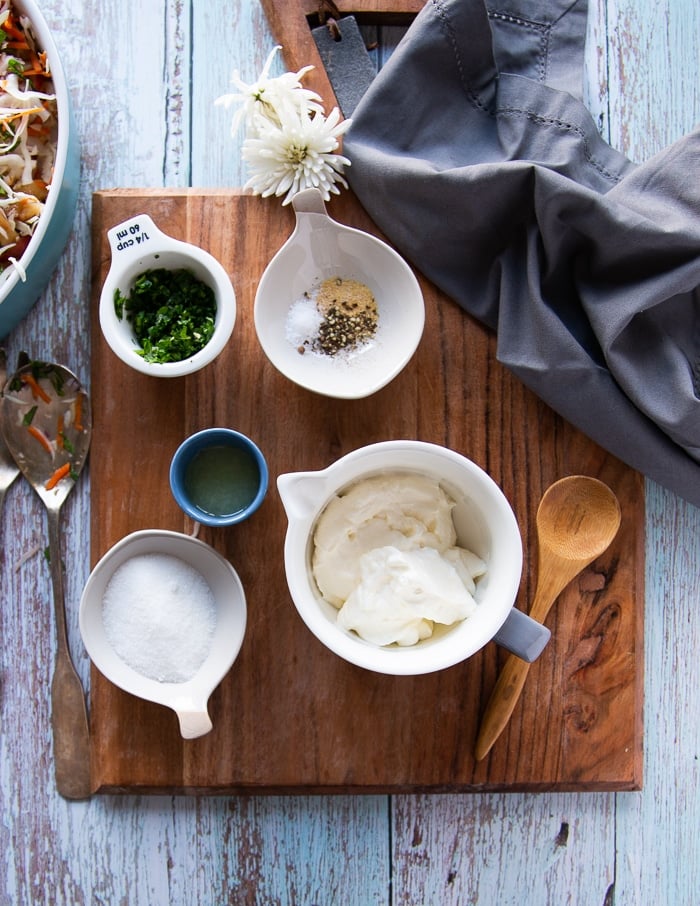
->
xmin=474 ymin=475 xmax=622 ymax=762
xmin=0 ymin=360 xmax=92 ymax=798
xmin=0 ymin=349 xmax=20 ymax=512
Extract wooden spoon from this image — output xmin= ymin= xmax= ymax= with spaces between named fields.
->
xmin=474 ymin=475 xmax=621 ymax=762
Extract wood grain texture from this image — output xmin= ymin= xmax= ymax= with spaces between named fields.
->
xmin=89 ymin=188 xmax=643 ymax=794
xmin=0 ymin=0 xmax=697 ymax=902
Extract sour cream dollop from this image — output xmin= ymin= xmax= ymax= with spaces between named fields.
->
xmin=311 ymin=473 xmax=486 ymax=646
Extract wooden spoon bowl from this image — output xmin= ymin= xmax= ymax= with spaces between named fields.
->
xmin=530 ymin=476 xmax=622 ymax=623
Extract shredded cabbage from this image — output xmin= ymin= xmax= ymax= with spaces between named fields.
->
xmin=0 ymin=1 xmax=57 ymax=277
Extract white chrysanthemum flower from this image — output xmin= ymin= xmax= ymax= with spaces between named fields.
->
xmin=215 ymin=44 xmax=323 ymax=138
xmin=242 ymin=105 xmax=351 ymax=205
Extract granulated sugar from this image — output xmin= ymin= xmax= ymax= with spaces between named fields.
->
xmin=102 ymin=552 xmax=216 ymax=683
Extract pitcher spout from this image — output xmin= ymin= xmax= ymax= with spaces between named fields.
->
xmin=277 ymin=471 xmax=331 ymax=523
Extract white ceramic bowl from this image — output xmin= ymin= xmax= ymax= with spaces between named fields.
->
xmin=254 ymin=188 xmax=425 ymax=399
xmin=277 ymin=441 xmax=526 ymax=676
xmin=79 ymin=529 xmax=246 ymax=738
xmin=0 ymin=0 xmax=79 ymax=339
xmin=99 ymin=214 xmax=236 ymax=377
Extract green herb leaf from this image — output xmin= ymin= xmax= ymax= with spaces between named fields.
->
xmin=22 ymin=405 xmax=37 ymax=425
xmin=113 ymin=288 xmax=124 ymax=319
xmin=119 ymin=268 xmax=217 ymax=364
xmin=60 ymin=433 xmax=74 ymax=453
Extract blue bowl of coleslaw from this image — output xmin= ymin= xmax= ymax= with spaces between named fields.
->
xmin=0 ymin=0 xmax=79 ymax=339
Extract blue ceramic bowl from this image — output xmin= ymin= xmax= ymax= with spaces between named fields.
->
xmin=0 ymin=0 xmax=80 ymax=339
xmin=170 ymin=428 xmax=268 ymax=527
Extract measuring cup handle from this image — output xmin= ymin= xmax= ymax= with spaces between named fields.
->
xmin=492 ymin=608 xmax=551 ymax=663
xmin=175 ymin=707 xmax=213 ymax=739
xmin=291 ymin=188 xmax=328 ymax=216
xmin=106 ymin=214 xmax=165 ymax=265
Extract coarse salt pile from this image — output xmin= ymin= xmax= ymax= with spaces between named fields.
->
xmin=102 ymin=553 xmax=217 ymax=683
xmin=285 ymin=294 xmax=323 ymax=349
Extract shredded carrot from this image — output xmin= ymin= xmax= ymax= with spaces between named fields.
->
xmin=56 ymin=413 xmax=64 ymax=448
xmin=73 ymin=394 xmax=83 ymax=431
xmin=4 ymin=16 xmax=30 ymax=48
xmin=27 ymin=424 xmax=53 ymax=455
xmin=3 ymin=14 xmax=26 ymax=42
xmin=20 ymin=372 xmax=51 ymax=403
xmin=0 ymin=107 xmax=45 ymax=126
xmin=21 ymin=52 xmax=49 ymax=78
xmin=44 ymin=462 xmax=71 ymax=491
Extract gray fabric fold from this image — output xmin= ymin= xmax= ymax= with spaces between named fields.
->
xmin=344 ymin=0 xmax=700 ymax=507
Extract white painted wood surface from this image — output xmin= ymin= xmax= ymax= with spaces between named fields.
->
xmin=0 ymin=0 xmax=698 ymax=903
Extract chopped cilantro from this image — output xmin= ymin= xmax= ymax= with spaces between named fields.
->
xmin=49 ymin=369 xmax=65 ymax=396
xmin=113 ymin=268 xmax=217 ymax=364
xmin=24 ymin=361 xmax=66 ymax=395
xmin=60 ymin=433 xmax=74 ymax=453
xmin=22 ymin=405 xmax=37 ymax=425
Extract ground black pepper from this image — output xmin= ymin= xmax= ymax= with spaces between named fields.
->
xmin=313 ymin=277 xmax=378 ymax=355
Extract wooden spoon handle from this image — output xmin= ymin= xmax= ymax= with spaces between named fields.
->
xmin=474 ymin=654 xmax=532 ymax=761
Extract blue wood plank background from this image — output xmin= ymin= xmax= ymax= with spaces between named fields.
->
xmin=0 ymin=0 xmax=698 ymax=903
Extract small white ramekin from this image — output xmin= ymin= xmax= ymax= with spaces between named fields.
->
xmin=99 ymin=214 xmax=236 ymax=377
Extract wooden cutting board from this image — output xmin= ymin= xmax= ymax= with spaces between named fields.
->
xmin=89 ymin=188 xmax=644 ymax=793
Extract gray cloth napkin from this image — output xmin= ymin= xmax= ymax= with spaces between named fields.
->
xmin=344 ymin=0 xmax=700 ymax=508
